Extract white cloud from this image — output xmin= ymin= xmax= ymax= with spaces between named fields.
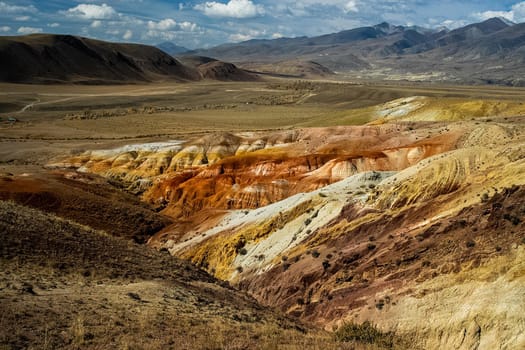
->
xmin=474 ymin=2 xmax=525 ymax=23
xmin=147 ymin=18 xmax=177 ymax=31
xmin=0 ymin=2 xmax=36 ymax=14
xmin=180 ymin=21 xmax=198 ymax=32
xmin=195 ymin=0 xmax=265 ymax=18
xmin=228 ymin=28 xmax=266 ymax=42
xmin=15 ymin=16 xmax=30 ymax=21
xmin=343 ymin=0 xmax=359 ymax=13
xmin=64 ymin=3 xmax=117 ymax=20
xmin=0 ymin=26 xmax=10 ymax=32
xmin=48 ymin=23 xmax=60 ymax=28
xmin=123 ymin=30 xmax=133 ymax=40
xmin=17 ymin=26 xmax=43 ymax=34
xmin=145 ymin=30 xmax=177 ymax=41
xmin=91 ymin=20 xmax=102 ymax=28
xmin=229 ymin=33 xmax=253 ymax=41
xmin=272 ymin=32 xmax=283 ymax=39
xmin=440 ymin=19 xmax=468 ymax=29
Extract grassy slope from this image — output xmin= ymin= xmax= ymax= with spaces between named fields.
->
xmin=0 ymin=200 xmax=399 ymax=349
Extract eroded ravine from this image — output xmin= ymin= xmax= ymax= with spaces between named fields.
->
xmin=47 ymin=97 xmax=525 ymax=349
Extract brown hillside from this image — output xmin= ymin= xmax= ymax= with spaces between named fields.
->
xmin=0 ymin=34 xmax=201 ymax=84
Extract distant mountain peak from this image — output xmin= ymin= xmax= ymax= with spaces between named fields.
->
xmin=156 ymin=42 xmax=189 ymax=56
xmin=477 ymin=17 xmax=513 ymax=29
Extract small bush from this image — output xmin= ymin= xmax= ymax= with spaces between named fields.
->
xmin=312 ymin=250 xmax=320 ymax=258
xmin=238 ymin=247 xmax=248 ymax=255
xmin=333 ymin=321 xmax=394 ymax=347
xmin=466 ymin=240 xmax=476 ymax=248
xmin=367 ymin=243 xmax=376 ymax=251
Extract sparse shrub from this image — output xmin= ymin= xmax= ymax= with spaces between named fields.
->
xmin=238 ymin=247 xmax=248 ymax=255
xmin=282 ymin=262 xmax=291 ymax=271
xmin=322 ymin=260 xmax=331 ymax=270
xmin=333 ymin=321 xmax=394 ymax=347
xmin=367 ymin=243 xmax=376 ymax=251
xmin=466 ymin=240 xmax=476 ymax=248
xmin=236 ymin=266 xmax=243 ymax=273
xmin=312 ymin=250 xmax=320 ymax=258
xmin=304 ymin=218 xmax=312 ymax=226
xmin=375 ymin=299 xmax=385 ymax=310
xmin=481 ymin=193 xmax=489 ymax=202
xmin=281 ymin=255 xmax=288 ymax=261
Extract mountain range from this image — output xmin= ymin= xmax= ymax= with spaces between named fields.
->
xmin=2 ymin=17 xmax=525 ymax=85
xmin=192 ymin=17 xmax=525 ymax=85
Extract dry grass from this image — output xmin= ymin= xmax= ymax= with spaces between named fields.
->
xmin=0 ymin=200 xmax=397 ymax=349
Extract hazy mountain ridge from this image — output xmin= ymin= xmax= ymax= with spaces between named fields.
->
xmin=193 ymin=17 xmax=525 ymax=85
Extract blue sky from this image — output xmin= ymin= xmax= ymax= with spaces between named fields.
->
xmin=1 ymin=1 xmax=524 ymax=48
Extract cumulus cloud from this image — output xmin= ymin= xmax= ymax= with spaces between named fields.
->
xmin=343 ymin=0 xmax=359 ymax=13
xmin=195 ymin=0 xmax=265 ymax=18
xmin=123 ymin=30 xmax=133 ymax=40
xmin=180 ymin=21 xmax=198 ymax=32
xmin=440 ymin=19 xmax=468 ymax=29
xmin=15 ymin=16 xmax=30 ymax=21
xmin=0 ymin=26 xmax=10 ymax=32
xmin=228 ymin=28 xmax=266 ymax=42
xmin=229 ymin=33 xmax=253 ymax=41
xmin=17 ymin=26 xmax=43 ymax=34
xmin=48 ymin=23 xmax=60 ymax=28
xmin=273 ymin=0 xmax=360 ymax=16
xmin=0 ymin=2 xmax=36 ymax=14
xmin=64 ymin=3 xmax=117 ymax=20
xmin=91 ymin=20 xmax=102 ymax=28
xmin=147 ymin=18 xmax=177 ymax=31
xmin=474 ymin=2 xmax=525 ymax=23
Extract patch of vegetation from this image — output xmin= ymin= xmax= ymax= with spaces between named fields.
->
xmin=333 ymin=321 xmax=394 ymax=348
xmin=238 ymin=247 xmax=248 ymax=255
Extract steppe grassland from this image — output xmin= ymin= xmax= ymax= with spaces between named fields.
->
xmin=2 ymin=80 xmax=525 ymax=166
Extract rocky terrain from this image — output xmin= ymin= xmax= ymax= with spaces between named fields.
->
xmin=47 ymin=94 xmax=525 ymax=349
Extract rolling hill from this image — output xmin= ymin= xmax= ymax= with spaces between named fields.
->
xmin=0 ymin=34 xmax=257 ymax=84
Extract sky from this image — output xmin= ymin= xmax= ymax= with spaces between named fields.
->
xmin=1 ymin=1 xmax=525 ymax=49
